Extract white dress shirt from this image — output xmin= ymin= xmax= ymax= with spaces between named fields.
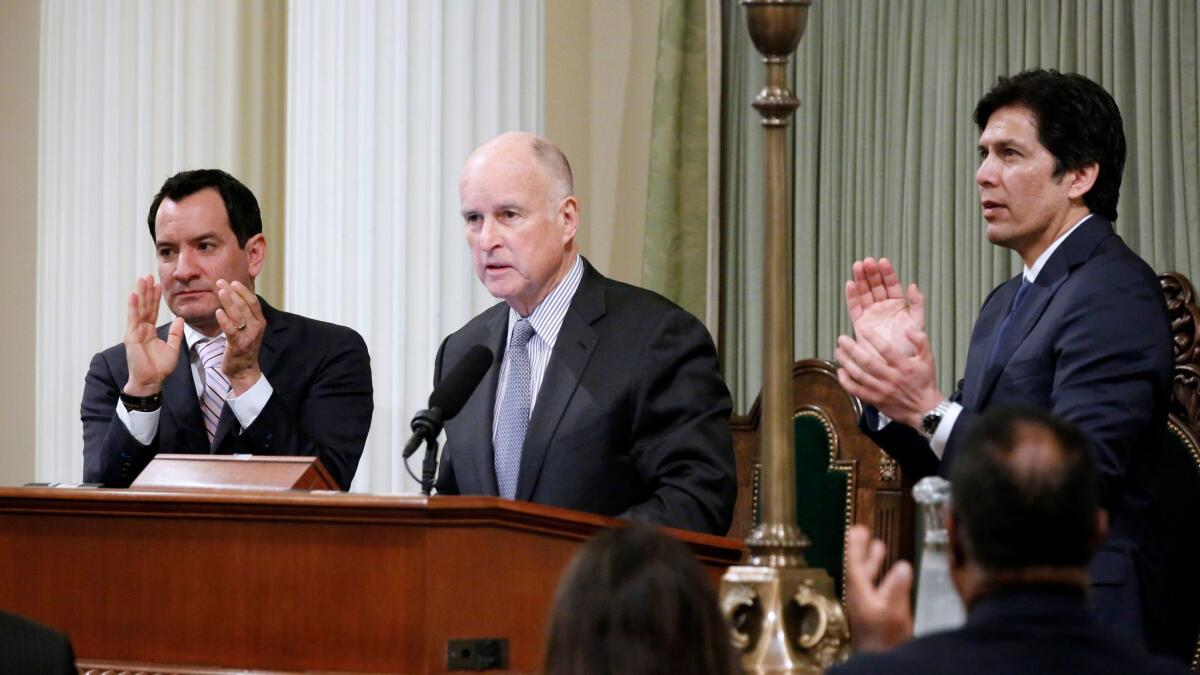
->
xmin=116 ymin=322 xmax=273 ymax=446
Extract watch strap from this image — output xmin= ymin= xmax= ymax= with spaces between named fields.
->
xmin=120 ymin=391 xmax=162 ymax=413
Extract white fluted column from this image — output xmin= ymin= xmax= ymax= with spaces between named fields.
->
xmin=35 ymin=0 xmax=285 ymax=483
xmin=285 ymin=1 xmax=544 ymax=493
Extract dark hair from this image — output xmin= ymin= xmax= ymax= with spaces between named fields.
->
xmin=543 ymin=525 xmax=741 ymax=675
xmin=949 ymin=406 xmax=1100 ymax=571
xmin=146 ymin=169 xmax=262 ymax=247
xmin=974 ymin=69 xmax=1126 ymax=222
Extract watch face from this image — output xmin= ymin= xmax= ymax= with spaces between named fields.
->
xmin=922 ymin=413 xmax=940 ymax=435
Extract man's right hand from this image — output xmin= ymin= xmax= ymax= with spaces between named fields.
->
xmin=844 ymin=257 xmax=925 ymax=357
xmin=123 ymin=274 xmax=184 ymax=396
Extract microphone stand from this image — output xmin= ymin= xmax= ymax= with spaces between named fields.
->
xmin=404 ymin=407 xmax=444 ymax=496
xmin=420 ymin=436 xmax=439 ymax=496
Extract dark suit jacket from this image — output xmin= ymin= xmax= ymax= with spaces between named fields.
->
xmin=433 ymin=259 xmax=737 ymax=535
xmin=0 ymin=611 xmax=76 ymax=675
xmin=828 ymin=586 xmax=1192 ymax=675
xmin=81 ymin=299 xmax=373 ymax=490
xmin=865 ymin=216 xmax=1174 ymax=642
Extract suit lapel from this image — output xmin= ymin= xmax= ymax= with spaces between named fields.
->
xmin=158 ymin=330 xmax=209 ymax=454
xmin=514 ymin=265 xmax=603 ymax=502
xmin=968 ymin=216 xmax=1115 ymax=410
xmin=212 ymin=298 xmax=287 ymax=452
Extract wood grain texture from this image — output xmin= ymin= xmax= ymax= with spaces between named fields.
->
xmin=130 ymin=454 xmax=338 ymax=491
xmin=0 ymin=489 xmax=742 ymax=674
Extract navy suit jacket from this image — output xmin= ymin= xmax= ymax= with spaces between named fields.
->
xmin=865 ymin=216 xmax=1173 ymax=640
xmin=433 ymin=259 xmax=737 ymax=535
xmin=828 ymin=586 xmax=1192 ymax=675
xmin=81 ymin=299 xmax=374 ymax=490
xmin=0 ymin=611 xmax=76 ymax=675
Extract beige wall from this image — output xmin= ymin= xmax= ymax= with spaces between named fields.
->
xmin=0 ymin=0 xmax=40 ymax=485
xmin=544 ymin=0 xmax=661 ymax=286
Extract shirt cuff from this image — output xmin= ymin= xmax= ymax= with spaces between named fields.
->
xmin=226 ymin=374 xmax=273 ymax=430
xmin=929 ymin=402 xmax=964 ymax=460
xmin=116 ymin=400 xmax=159 ymax=446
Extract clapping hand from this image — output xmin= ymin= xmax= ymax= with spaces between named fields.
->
xmin=214 ymin=279 xmax=266 ymax=396
xmin=845 ymin=258 xmax=925 ymax=356
xmin=123 ymin=275 xmax=184 ymax=396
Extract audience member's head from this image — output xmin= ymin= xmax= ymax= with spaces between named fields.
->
xmin=843 ymin=406 xmax=1107 ymax=653
xmin=974 ymin=68 xmax=1126 ymax=221
xmin=543 ymin=524 xmax=741 ymax=675
xmin=948 ymin=405 xmax=1105 ymax=599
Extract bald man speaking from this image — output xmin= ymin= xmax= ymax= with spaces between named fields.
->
xmin=432 ymin=132 xmax=736 ymax=535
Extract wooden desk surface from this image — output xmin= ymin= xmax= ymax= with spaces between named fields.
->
xmin=0 ymin=487 xmax=743 ymax=674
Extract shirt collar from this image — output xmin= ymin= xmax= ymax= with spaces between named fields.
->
xmin=1024 ymin=213 xmax=1094 ymax=282
xmin=506 ymin=254 xmax=584 ymax=349
xmin=183 ymin=321 xmax=221 ymax=350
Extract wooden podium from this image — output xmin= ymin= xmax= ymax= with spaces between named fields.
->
xmin=0 ymin=486 xmax=743 ymax=674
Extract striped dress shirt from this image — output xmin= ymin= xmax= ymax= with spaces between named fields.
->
xmin=491 ymin=254 xmax=584 ymax=438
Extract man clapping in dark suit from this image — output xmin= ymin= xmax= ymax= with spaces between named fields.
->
xmin=81 ymin=169 xmax=373 ymax=490
xmin=834 ymin=70 xmax=1173 ymax=648
xmin=433 ymin=132 xmax=736 ymax=535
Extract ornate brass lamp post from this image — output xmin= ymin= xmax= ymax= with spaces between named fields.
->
xmin=719 ymin=2 xmax=850 ymax=671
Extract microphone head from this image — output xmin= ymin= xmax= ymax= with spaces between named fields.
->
xmin=429 ymin=345 xmax=494 ymax=420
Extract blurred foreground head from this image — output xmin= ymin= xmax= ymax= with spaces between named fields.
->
xmin=950 ymin=405 xmax=1103 ymax=576
xmin=543 ymin=524 xmax=741 ymax=675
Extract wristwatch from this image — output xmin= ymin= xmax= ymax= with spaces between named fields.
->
xmin=120 ymin=391 xmax=162 ymax=413
xmin=919 ymin=400 xmax=954 ymax=440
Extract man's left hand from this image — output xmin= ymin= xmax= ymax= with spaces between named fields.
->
xmin=836 ymin=327 xmax=943 ymax=429
xmin=844 ymin=524 xmax=914 ymax=653
xmin=215 ymin=279 xmax=266 ymax=396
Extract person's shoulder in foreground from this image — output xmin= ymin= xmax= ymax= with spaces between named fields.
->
xmin=0 ymin=610 xmax=76 ymax=674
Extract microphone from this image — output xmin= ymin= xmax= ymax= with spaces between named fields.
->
xmin=403 ymin=345 xmax=494 ymax=459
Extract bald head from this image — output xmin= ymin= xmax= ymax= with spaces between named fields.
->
xmin=458 ymin=132 xmax=581 ymax=316
xmin=949 ymin=406 xmax=1100 ymax=572
xmin=462 ymin=131 xmax=574 ymax=205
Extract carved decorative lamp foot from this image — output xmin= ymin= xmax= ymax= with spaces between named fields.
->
xmin=719 ymin=2 xmax=851 ymax=671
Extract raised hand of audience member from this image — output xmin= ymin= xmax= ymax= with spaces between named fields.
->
xmin=844 ymin=524 xmax=913 ymax=653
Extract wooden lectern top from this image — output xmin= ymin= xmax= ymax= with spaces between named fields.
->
xmin=130 ymin=454 xmax=338 ymax=491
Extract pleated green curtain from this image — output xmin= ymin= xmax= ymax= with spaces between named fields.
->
xmin=643 ymin=0 xmax=711 ymax=322
xmin=708 ymin=0 xmax=1200 ymax=410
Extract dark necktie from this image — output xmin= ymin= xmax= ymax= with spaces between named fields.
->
xmin=986 ymin=277 xmax=1033 ymax=371
xmin=494 ymin=319 xmax=534 ymax=499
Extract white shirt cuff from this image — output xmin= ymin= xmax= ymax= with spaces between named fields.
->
xmin=226 ymin=374 xmax=273 ymax=431
xmin=873 ymin=410 xmax=892 ymax=431
xmin=929 ymin=402 xmax=964 ymax=460
xmin=116 ymin=400 xmax=159 ymax=446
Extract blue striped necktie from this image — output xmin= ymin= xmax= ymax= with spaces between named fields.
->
xmin=986 ymin=277 xmax=1033 ymax=371
xmin=494 ymin=319 xmax=534 ymax=499
xmin=197 ymin=336 xmax=231 ymax=445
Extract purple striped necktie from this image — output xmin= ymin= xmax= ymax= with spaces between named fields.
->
xmin=197 ymin=336 xmax=231 ymax=445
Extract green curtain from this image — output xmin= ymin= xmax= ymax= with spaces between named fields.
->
xmin=643 ymin=0 xmax=711 ymax=321
xmin=717 ymin=0 xmax=1200 ymax=411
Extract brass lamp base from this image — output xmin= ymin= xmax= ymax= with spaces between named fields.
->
xmin=720 ymin=565 xmax=850 ymax=673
